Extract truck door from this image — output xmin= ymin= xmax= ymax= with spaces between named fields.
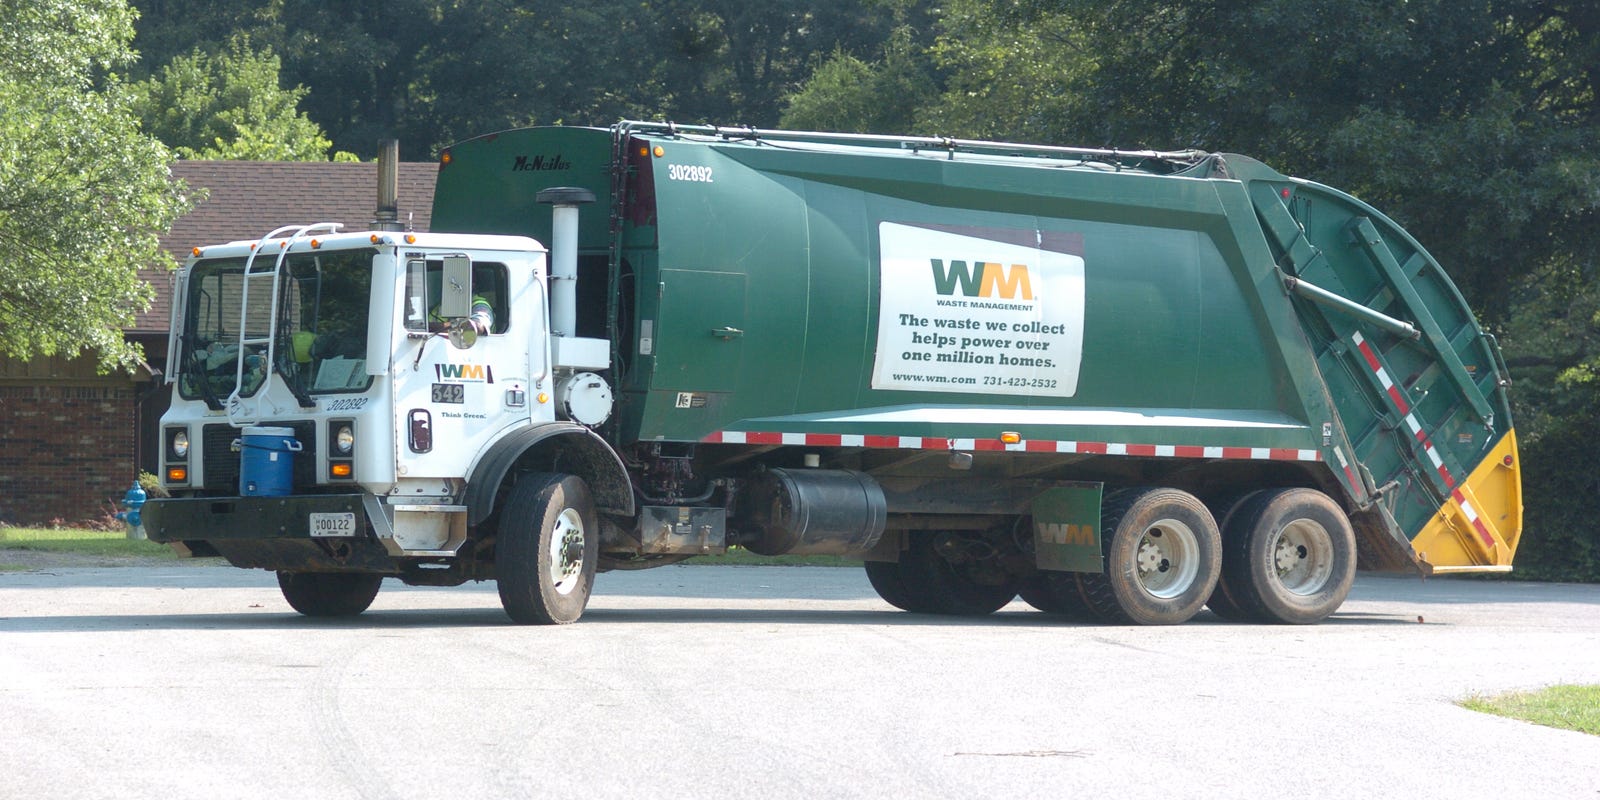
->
xmin=651 ymin=269 xmax=747 ymax=394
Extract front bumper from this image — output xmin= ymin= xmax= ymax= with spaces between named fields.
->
xmin=144 ymin=494 xmax=397 ymax=573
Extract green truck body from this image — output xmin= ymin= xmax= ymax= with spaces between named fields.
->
xmin=434 ymin=124 xmax=1521 ymax=573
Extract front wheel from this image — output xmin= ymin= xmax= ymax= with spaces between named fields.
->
xmin=1078 ymin=487 xmax=1221 ymax=625
xmin=496 ymin=474 xmax=599 ymax=625
xmin=276 ymin=571 xmax=383 ymax=617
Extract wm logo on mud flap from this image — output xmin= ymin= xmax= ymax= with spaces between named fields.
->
xmin=930 ymin=259 xmax=1034 ymax=300
xmin=1036 ymin=522 xmax=1096 ymax=546
xmin=1030 ymin=485 xmax=1103 ymax=572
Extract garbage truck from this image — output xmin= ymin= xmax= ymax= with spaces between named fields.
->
xmin=143 ymin=122 xmax=1522 ymax=625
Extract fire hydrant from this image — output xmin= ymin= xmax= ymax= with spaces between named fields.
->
xmin=116 ymin=482 xmax=147 ymax=540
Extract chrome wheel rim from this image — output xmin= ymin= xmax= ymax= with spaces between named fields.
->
xmin=1133 ymin=518 xmax=1200 ymax=599
xmin=548 ymin=507 xmax=585 ymax=596
xmin=1272 ymin=519 xmax=1334 ymax=595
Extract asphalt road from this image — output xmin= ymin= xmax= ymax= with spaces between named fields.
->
xmin=2 ymin=564 xmax=1597 ymax=800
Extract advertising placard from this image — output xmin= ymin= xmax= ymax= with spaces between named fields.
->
xmin=871 ymin=221 xmax=1085 ymax=397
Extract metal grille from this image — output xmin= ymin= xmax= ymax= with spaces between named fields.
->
xmin=201 ymin=422 xmax=318 ymax=493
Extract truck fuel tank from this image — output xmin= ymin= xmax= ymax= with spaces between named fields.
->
xmin=737 ymin=468 xmax=887 ymax=556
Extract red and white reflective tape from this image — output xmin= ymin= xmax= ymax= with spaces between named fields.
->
xmin=1332 ymin=445 xmax=1359 ymax=491
xmin=700 ymin=430 xmax=1321 ymax=462
xmin=1450 ymin=488 xmax=1496 ymax=548
xmin=1351 ymin=331 xmax=1455 ymax=488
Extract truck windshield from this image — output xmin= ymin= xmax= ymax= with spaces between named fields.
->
xmin=177 ymin=248 xmax=377 ymax=403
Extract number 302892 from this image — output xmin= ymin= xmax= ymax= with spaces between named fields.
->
xmin=667 ymin=164 xmax=713 ymax=183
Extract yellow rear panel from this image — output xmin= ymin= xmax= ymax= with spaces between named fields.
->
xmin=1412 ymin=431 xmax=1522 ymax=573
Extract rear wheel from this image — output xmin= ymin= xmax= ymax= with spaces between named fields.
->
xmin=1220 ymin=488 xmax=1356 ymax=624
xmin=276 ymin=571 xmax=383 ymax=617
xmin=496 ymin=474 xmax=598 ymax=625
xmin=1205 ymin=492 xmax=1263 ymax=621
xmin=897 ymin=532 xmax=1019 ymax=616
xmin=1018 ymin=572 xmax=1100 ymax=621
xmin=1079 ymin=488 xmax=1220 ymax=625
xmin=863 ymin=559 xmax=920 ymax=612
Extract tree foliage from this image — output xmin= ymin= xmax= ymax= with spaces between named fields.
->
xmin=0 ymin=0 xmax=191 ymax=371
xmin=131 ymin=0 xmax=935 ymax=158
xmin=131 ymin=35 xmax=349 ymax=160
xmin=780 ymin=28 xmax=935 ymax=133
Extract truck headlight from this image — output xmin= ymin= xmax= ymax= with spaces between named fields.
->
xmin=335 ymin=424 xmax=355 ymax=455
xmin=169 ymin=429 xmax=190 ymax=459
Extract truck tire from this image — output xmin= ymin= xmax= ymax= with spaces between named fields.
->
xmin=863 ymin=559 xmax=920 ymax=612
xmin=1079 ymin=488 xmax=1221 ymax=625
xmin=1220 ymin=488 xmax=1356 ymax=625
xmin=496 ymin=474 xmax=598 ymax=625
xmin=1019 ymin=572 xmax=1100 ymax=621
xmin=1204 ymin=492 xmax=1264 ymax=621
xmin=897 ymin=532 xmax=1018 ymax=616
xmin=276 ymin=571 xmax=383 ymax=617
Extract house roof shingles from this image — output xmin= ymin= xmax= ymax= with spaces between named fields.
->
xmin=132 ymin=160 xmax=438 ymax=333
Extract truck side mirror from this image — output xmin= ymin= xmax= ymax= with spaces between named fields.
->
xmin=439 ymin=255 xmax=473 ymax=319
xmin=447 ymin=325 xmax=478 ymax=350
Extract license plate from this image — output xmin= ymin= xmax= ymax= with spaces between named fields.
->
xmin=309 ymin=512 xmax=357 ymax=538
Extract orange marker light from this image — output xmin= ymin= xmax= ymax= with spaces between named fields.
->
xmin=440 ymin=151 xmax=452 ymax=165
xmin=330 ymin=463 xmax=353 ymax=478
xmin=405 ymin=234 xmax=417 ymax=244
xmin=191 ymin=246 xmax=202 ymax=257
xmin=653 ymin=146 xmax=665 ymax=158
xmin=1000 ymin=432 xmax=1022 ymax=444
xmin=638 ymin=146 xmax=649 ymax=157
xmin=167 ymin=467 xmax=188 ymax=482
xmin=310 ymin=239 xmax=321 ymax=249
xmin=537 ymin=392 xmax=550 ymax=404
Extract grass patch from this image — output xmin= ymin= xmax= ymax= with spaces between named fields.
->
xmin=0 ymin=528 xmax=178 ymax=559
xmin=685 ymin=548 xmax=858 ymax=567
xmin=1461 ymin=684 xmax=1600 ymax=736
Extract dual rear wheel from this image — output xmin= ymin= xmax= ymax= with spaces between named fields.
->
xmin=865 ymin=485 xmax=1355 ymax=626
xmin=865 ymin=532 xmax=1020 ymax=616
xmin=1207 ymin=488 xmax=1356 ymax=625
xmin=868 ymin=487 xmax=1221 ymax=624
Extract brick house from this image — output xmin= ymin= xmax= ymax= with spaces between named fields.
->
xmin=0 ymin=160 xmax=437 ymax=526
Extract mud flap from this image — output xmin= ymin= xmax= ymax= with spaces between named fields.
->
xmin=1031 ymin=484 xmax=1103 ymax=573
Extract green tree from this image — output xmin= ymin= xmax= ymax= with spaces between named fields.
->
xmin=0 ymin=0 xmax=191 ymax=371
xmin=780 ymin=28 xmax=936 ymax=133
xmin=913 ymin=0 xmax=1090 ymax=142
xmin=131 ymin=0 xmax=938 ymax=158
xmin=132 ymin=35 xmax=350 ymax=160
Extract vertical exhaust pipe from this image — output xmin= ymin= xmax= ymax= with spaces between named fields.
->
xmin=536 ymin=187 xmax=597 ymax=337
xmin=373 ymin=138 xmax=404 ymax=232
